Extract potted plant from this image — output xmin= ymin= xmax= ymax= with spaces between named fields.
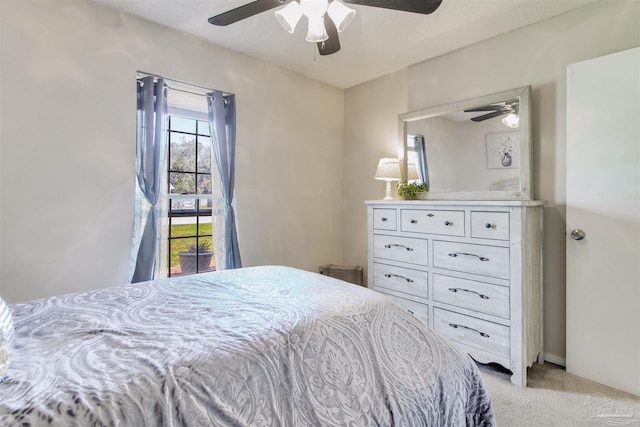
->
xmin=397 ymin=180 xmax=429 ymax=200
xmin=178 ymin=241 xmax=213 ymax=274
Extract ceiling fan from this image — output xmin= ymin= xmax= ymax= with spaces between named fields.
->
xmin=464 ymin=98 xmax=520 ymax=126
xmin=208 ymin=0 xmax=443 ymax=56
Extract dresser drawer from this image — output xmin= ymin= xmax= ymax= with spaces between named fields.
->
xmin=373 ymin=263 xmax=428 ymax=300
xmin=373 ymin=234 xmax=429 ymax=266
xmin=433 ymin=274 xmax=510 ymax=319
xmin=384 ymin=294 xmax=430 ymax=327
xmin=373 ymin=208 xmax=397 ymax=230
xmin=471 ymin=211 xmax=510 ymax=240
xmin=433 ymin=240 xmax=510 ymax=279
xmin=433 ymin=308 xmax=510 ymax=359
xmin=400 ymin=209 xmax=465 ymax=236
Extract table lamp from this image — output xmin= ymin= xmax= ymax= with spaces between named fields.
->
xmin=375 ymin=158 xmax=401 ymax=200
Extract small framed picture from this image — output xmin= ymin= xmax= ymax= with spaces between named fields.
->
xmin=487 ymin=132 xmax=520 ymax=169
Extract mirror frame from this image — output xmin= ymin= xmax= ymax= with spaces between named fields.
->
xmin=398 ymin=86 xmax=532 ymax=201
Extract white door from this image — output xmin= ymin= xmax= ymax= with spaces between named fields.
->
xmin=566 ymin=47 xmax=640 ymax=396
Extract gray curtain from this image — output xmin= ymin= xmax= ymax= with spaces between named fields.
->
xmin=131 ymin=76 xmax=168 ymax=282
xmin=414 ymin=135 xmax=430 ymax=188
xmin=207 ymin=91 xmax=242 ymax=269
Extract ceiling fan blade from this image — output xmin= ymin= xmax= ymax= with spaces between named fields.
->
xmin=470 ymin=111 xmax=505 ymax=122
xmin=464 ymin=105 xmax=502 ymax=113
xmin=318 ymin=14 xmax=341 ymax=56
xmin=208 ymin=0 xmax=285 ymax=26
xmin=343 ymin=0 xmax=443 ymax=15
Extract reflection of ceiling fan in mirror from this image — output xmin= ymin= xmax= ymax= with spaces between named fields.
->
xmin=464 ymin=98 xmax=520 ymax=123
xmin=208 ymin=0 xmax=443 ymax=56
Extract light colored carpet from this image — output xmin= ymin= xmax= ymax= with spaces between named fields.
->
xmin=478 ymin=362 xmax=640 ymax=426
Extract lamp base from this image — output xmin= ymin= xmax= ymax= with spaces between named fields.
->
xmin=383 ymin=181 xmax=394 ymax=200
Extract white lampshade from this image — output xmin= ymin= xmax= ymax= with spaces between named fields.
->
xmin=407 ymin=163 xmax=420 ymax=180
xmin=275 ymin=2 xmax=303 ymax=33
xmin=375 ymin=158 xmax=402 ymax=180
xmin=306 ymin=15 xmax=328 ymax=42
xmin=327 ymin=0 xmax=356 ymax=32
xmin=502 ymin=113 xmax=519 ymax=128
xmin=300 ymin=0 xmax=328 ymax=17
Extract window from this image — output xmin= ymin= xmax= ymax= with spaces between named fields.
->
xmin=167 ymin=114 xmax=215 ymax=276
xmin=406 ymin=134 xmax=419 ymax=179
xmin=407 ymin=133 xmax=429 ymax=186
xmin=133 ymin=73 xmax=236 ymax=283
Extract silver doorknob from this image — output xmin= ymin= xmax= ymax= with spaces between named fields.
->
xmin=570 ymin=229 xmax=586 ymax=240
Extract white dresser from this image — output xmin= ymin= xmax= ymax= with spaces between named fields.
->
xmin=366 ymin=200 xmax=543 ymax=386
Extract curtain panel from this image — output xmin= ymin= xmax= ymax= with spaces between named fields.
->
xmin=414 ymin=135 xmax=430 ymax=188
xmin=207 ymin=92 xmax=242 ymax=270
xmin=129 ymin=76 xmax=168 ymax=283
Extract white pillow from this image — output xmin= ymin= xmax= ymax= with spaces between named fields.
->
xmin=0 ymin=296 xmax=14 ymax=382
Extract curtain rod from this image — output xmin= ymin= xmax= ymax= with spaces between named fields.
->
xmin=136 ymin=70 xmax=232 ymax=97
xmin=137 ymin=79 xmax=230 ymax=105
xmin=168 ymin=86 xmax=231 ymax=104
xmin=169 ymin=86 xmax=210 ymax=98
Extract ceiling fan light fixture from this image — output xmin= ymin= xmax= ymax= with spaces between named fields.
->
xmin=210 ymin=0 xmax=444 ymax=56
xmin=327 ymin=0 xmax=356 ymax=32
xmin=502 ymin=113 xmax=520 ymax=128
xmin=300 ymin=0 xmax=329 ymax=18
xmin=306 ymin=15 xmax=329 ymax=42
xmin=275 ymin=2 xmax=303 ymax=33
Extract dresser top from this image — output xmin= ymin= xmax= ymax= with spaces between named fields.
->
xmin=365 ymin=200 xmax=545 ymax=207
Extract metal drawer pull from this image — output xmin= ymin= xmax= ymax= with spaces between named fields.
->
xmin=444 ymin=220 xmax=452 ymax=226
xmin=384 ymin=244 xmax=414 ymax=251
xmin=381 ymin=217 xmax=388 ymax=222
xmin=427 ymin=213 xmax=434 ymax=217
xmin=448 ymin=252 xmax=490 ymax=262
xmin=410 ymin=219 xmax=418 ymax=224
xmin=384 ymin=273 xmax=414 ymax=283
xmin=448 ymin=287 xmax=489 ymax=299
xmin=448 ymin=323 xmax=490 ymax=338
xmin=485 ymin=223 xmax=492 ymax=229
xmin=407 ymin=309 xmax=415 ymax=315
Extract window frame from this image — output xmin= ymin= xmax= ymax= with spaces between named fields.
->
xmin=166 ymin=108 xmax=215 ymax=277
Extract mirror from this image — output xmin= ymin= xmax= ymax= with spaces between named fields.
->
xmin=398 ymin=86 xmax=532 ymax=200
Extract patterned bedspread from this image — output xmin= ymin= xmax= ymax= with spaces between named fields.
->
xmin=1 ymin=266 xmax=494 ymax=426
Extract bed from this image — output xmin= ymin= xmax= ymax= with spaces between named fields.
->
xmin=0 ymin=265 xmax=494 ymax=426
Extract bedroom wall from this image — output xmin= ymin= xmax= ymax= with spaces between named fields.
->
xmin=0 ymin=0 xmax=344 ymax=303
xmin=343 ymin=70 xmax=408 ymax=271
xmin=343 ymin=0 xmax=640 ymax=364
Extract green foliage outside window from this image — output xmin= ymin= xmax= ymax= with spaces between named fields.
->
xmin=169 ymin=134 xmax=212 ymax=195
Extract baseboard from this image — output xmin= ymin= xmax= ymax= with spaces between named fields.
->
xmin=543 ymin=353 xmax=566 ymax=367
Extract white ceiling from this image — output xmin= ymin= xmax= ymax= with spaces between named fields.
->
xmin=90 ymin=0 xmax=600 ymax=89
